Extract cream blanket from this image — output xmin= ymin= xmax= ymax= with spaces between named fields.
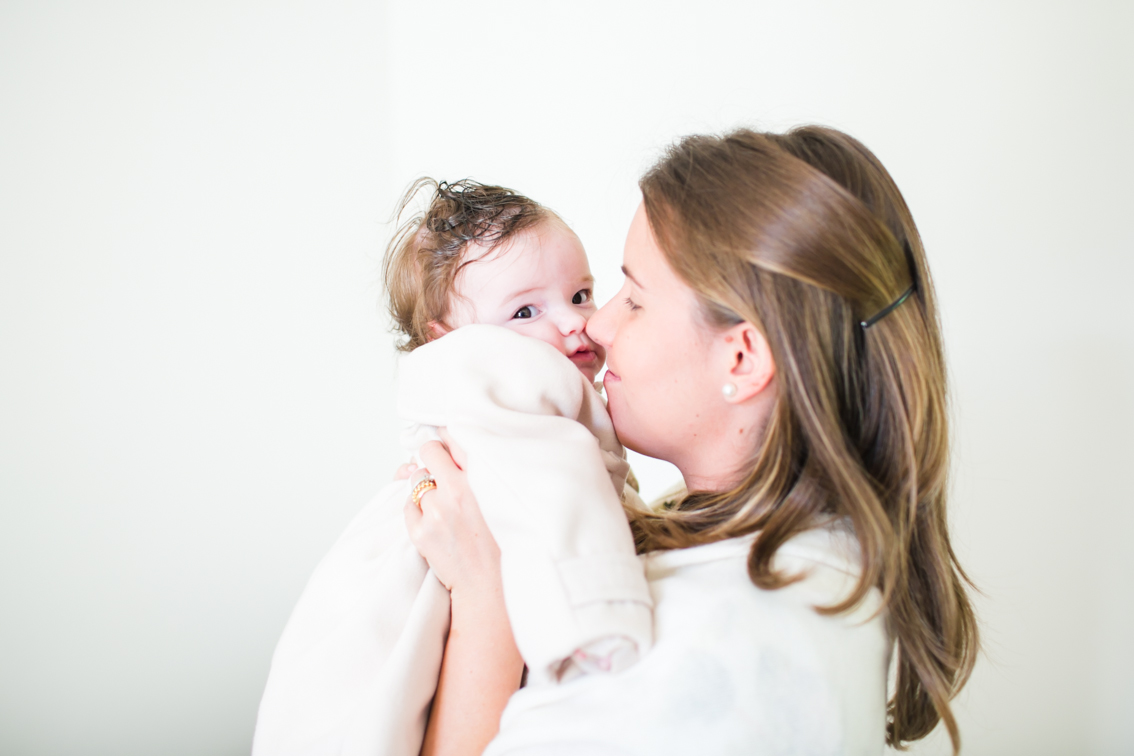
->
xmin=253 ymin=325 xmax=653 ymax=756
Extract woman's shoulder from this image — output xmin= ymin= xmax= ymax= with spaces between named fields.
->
xmin=642 ymin=521 xmax=889 ymax=739
xmin=642 ymin=519 xmax=881 ymax=627
xmin=638 ymin=484 xmax=870 ymax=608
xmin=489 ymin=521 xmax=891 ymax=755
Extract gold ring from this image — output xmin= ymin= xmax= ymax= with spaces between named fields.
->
xmin=410 ymin=475 xmax=437 ymax=508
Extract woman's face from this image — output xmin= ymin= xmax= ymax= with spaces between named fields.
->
xmin=587 ymin=204 xmax=725 ymax=466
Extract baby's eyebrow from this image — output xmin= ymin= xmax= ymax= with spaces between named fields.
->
xmin=504 ymin=276 xmax=594 ymax=303
xmin=505 ymin=286 xmax=543 ymax=301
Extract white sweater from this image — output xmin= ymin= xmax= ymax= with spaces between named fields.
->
xmin=252 ymin=325 xmax=653 ymax=756
xmin=484 ymin=523 xmax=891 ymax=756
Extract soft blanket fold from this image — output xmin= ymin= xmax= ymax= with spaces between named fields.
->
xmin=253 ymin=325 xmax=653 ymax=756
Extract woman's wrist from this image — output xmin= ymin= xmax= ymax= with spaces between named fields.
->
xmin=421 ymin=556 xmax=523 ymax=756
xmin=449 ymin=568 xmax=508 ymax=622
xmin=445 ymin=530 xmax=504 ymax=601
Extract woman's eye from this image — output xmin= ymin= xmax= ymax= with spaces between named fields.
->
xmin=512 ymin=306 xmax=535 ymax=320
xmin=623 ymin=296 xmax=641 ymax=312
xmin=572 ymin=289 xmax=592 ymax=306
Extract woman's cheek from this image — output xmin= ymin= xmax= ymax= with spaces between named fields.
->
xmin=610 ymin=346 xmax=647 ymax=444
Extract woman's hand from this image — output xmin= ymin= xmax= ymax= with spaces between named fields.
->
xmin=405 ymin=431 xmax=524 ymax=756
xmin=393 ymin=462 xmax=418 ymax=481
xmin=403 ymin=432 xmax=501 ymax=598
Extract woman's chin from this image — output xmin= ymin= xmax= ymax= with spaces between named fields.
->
xmin=600 ymin=380 xmax=631 ymax=442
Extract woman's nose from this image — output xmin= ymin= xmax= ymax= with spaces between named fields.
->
xmin=586 ymin=299 xmax=615 ymax=349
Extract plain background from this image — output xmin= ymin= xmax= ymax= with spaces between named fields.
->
xmin=1 ymin=1 xmax=1131 ymax=754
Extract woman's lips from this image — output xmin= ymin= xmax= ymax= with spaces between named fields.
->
xmin=603 ymin=368 xmax=621 ymax=386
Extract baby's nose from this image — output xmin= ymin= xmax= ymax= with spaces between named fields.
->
xmin=557 ymin=310 xmax=587 ymax=336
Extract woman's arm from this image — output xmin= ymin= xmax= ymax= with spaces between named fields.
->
xmin=421 ymin=562 xmax=524 ymax=756
xmin=405 ymin=439 xmax=525 ymax=756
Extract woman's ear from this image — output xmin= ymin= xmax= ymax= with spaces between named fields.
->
xmin=717 ymin=322 xmax=775 ymax=403
xmin=428 ymin=321 xmax=450 ymax=339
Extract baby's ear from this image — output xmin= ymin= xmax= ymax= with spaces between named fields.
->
xmin=428 ymin=321 xmax=450 ymax=339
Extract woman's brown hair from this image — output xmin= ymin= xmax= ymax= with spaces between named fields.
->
xmin=383 ymin=178 xmax=551 ymax=351
xmin=629 ymin=127 xmax=978 ymax=752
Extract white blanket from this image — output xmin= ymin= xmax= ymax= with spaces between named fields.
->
xmin=253 ymin=325 xmax=654 ymax=756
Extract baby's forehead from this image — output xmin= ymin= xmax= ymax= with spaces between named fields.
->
xmin=464 ymin=217 xmax=576 ymax=259
xmin=459 ymin=225 xmax=589 ymax=291
xmin=465 ymin=227 xmax=586 ymax=279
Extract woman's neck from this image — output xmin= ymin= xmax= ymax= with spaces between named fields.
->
xmin=674 ymin=399 xmax=774 ymax=494
xmin=675 ymin=437 xmax=752 ymax=494
xmin=679 ymin=467 xmax=743 ymax=495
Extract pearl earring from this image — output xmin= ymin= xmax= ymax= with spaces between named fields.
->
xmin=722 ymin=383 xmax=738 ymax=399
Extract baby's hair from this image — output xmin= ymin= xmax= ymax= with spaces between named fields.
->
xmin=383 ymin=178 xmax=554 ymax=352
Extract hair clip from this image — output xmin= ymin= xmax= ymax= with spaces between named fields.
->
xmin=860 ymin=285 xmax=915 ymax=329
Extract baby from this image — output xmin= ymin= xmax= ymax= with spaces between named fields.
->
xmin=385 ymin=178 xmax=606 ymax=383
xmin=253 ymin=180 xmax=652 ymax=756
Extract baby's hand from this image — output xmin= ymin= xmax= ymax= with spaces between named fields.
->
xmin=394 ymin=463 xmax=418 ymax=481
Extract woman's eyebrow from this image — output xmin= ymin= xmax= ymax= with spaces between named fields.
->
xmin=621 ymin=266 xmax=644 ymax=289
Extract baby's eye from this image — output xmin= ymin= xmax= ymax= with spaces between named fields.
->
xmin=572 ymin=289 xmax=592 ymax=306
xmin=512 ymin=305 xmax=536 ymax=320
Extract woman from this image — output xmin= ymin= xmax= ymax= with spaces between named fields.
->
xmin=404 ymin=126 xmax=978 ymax=755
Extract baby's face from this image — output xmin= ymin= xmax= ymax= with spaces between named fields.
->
xmin=446 ymin=220 xmax=606 ymax=382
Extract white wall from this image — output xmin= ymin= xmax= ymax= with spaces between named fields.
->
xmin=1 ymin=2 xmax=1130 ymax=754
xmin=0 ymin=3 xmax=395 ymax=754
